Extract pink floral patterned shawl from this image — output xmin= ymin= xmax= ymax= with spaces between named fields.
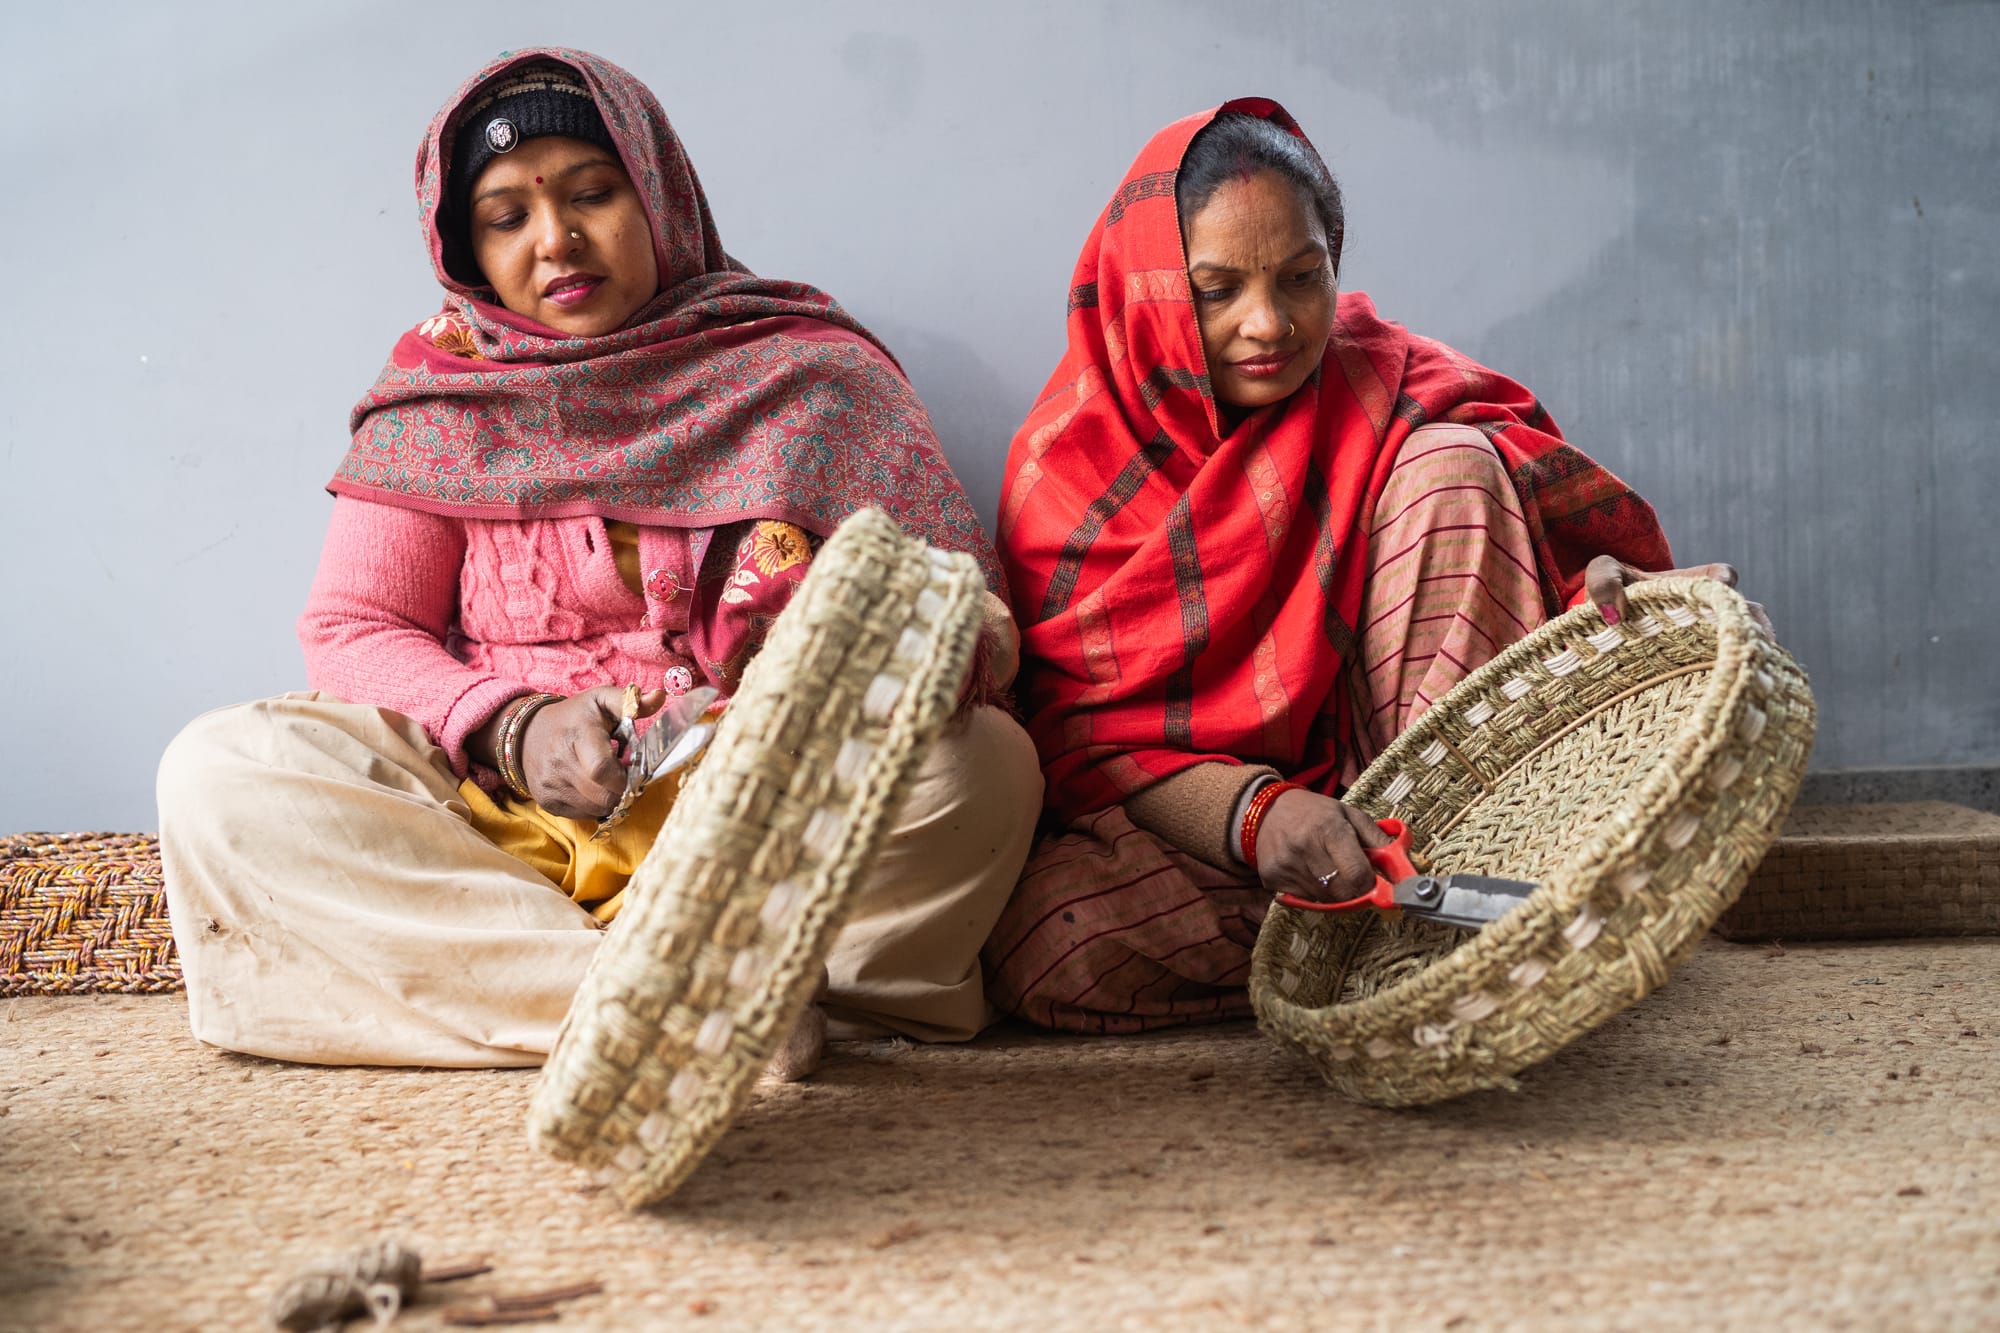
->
xmin=332 ymin=47 xmax=999 ymax=584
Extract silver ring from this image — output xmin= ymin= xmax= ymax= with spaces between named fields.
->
xmin=1316 ymin=869 xmax=1339 ymax=889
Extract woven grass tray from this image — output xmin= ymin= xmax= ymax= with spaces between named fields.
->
xmin=1250 ymin=579 xmax=1816 ymax=1107
xmin=1 ymin=833 xmax=181 ymax=996
xmin=1716 ymin=801 xmax=2000 ymax=941
xmin=527 ymin=508 xmax=985 ymax=1207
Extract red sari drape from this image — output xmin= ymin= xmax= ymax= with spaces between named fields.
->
xmin=998 ymin=98 xmax=1673 ymax=822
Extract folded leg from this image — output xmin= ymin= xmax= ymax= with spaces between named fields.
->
xmin=982 ymin=806 xmax=1268 ymax=1034
xmin=160 ymin=695 xmax=1043 ymax=1064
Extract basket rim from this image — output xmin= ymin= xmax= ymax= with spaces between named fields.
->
xmin=527 ymin=508 xmax=986 ymax=1204
xmin=1345 ymin=577 xmax=1748 ymax=808
xmin=1253 ymin=576 xmax=1777 ymax=1037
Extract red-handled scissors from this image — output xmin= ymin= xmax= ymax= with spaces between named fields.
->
xmin=1274 ymin=818 xmax=1540 ymax=930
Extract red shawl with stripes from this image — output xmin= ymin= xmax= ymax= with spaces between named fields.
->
xmin=998 ymin=99 xmax=1672 ymax=821
xmin=330 ymin=47 xmax=998 ymax=585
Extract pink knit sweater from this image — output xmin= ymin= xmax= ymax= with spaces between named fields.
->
xmin=297 ymin=496 xmax=803 ymax=781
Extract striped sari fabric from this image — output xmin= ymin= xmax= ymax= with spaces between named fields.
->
xmin=985 ymin=98 xmax=1673 ymax=1032
xmin=986 ymin=428 xmax=1555 ymax=1031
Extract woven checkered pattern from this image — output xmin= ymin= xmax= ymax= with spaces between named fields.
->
xmin=1251 ymin=579 xmax=1817 ymax=1107
xmin=527 ymin=508 xmax=986 ymax=1207
xmin=1 ymin=833 xmax=182 ymax=996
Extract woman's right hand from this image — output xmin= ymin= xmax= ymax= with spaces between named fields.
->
xmin=520 ymin=686 xmax=665 ymax=820
xmin=1252 ymin=788 xmax=1392 ymax=902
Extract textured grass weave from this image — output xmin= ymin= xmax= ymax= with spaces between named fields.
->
xmin=0 ymin=833 xmax=181 ymax=996
xmin=1251 ymin=579 xmax=1817 ymax=1107
xmin=1718 ymin=801 xmax=2000 ymax=941
xmin=527 ymin=508 xmax=986 ymax=1208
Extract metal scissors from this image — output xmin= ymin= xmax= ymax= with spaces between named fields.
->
xmin=592 ymin=685 xmax=721 ymax=838
xmin=1274 ymin=818 xmax=1539 ymax=930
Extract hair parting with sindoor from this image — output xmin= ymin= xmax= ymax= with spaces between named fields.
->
xmin=1175 ymin=111 xmax=1346 ymax=276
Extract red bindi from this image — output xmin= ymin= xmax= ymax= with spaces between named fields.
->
xmin=535 ymin=175 xmax=544 ymax=184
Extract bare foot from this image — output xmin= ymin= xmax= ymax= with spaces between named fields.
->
xmin=764 ymin=965 xmax=830 ymax=1083
xmin=764 ymin=1004 xmax=826 ymax=1083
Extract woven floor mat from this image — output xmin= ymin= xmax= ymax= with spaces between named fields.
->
xmin=1720 ymin=802 xmax=2000 ymax=941
xmin=3 ymin=939 xmax=1996 ymax=1330
xmin=0 ymin=834 xmax=178 ymax=997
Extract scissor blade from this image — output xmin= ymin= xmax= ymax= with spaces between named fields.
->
xmin=625 ymin=686 xmax=721 ymax=781
xmin=595 ymin=686 xmax=722 ymax=840
xmin=1391 ymin=873 xmax=1540 ymax=930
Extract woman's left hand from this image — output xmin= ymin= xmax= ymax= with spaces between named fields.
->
xmin=1584 ymin=555 xmax=1775 ymax=637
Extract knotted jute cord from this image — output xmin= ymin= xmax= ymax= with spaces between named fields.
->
xmin=1250 ymin=579 xmax=1816 ymax=1106
xmin=268 ymin=1239 xmax=421 ymax=1330
xmin=527 ymin=508 xmax=986 ymax=1206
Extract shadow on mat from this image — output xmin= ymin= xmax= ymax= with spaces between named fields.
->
xmin=647 ymin=963 xmax=1758 ymax=1236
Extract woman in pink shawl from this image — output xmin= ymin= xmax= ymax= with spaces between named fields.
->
xmin=157 ymin=49 xmax=1041 ymax=1072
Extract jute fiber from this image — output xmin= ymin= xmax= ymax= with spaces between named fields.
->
xmin=7 ymin=940 xmax=1998 ymax=1331
xmin=1251 ymin=579 xmax=1816 ymax=1106
xmin=527 ymin=507 xmax=986 ymax=1207
xmin=0 ymin=834 xmax=179 ymax=997
xmin=1718 ymin=800 xmax=2000 ymax=941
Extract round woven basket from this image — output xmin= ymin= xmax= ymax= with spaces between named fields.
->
xmin=527 ymin=508 xmax=985 ymax=1206
xmin=1249 ymin=579 xmax=1815 ymax=1107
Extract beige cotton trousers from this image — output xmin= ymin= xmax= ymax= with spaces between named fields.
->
xmin=157 ymin=693 xmax=1043 ymax=1067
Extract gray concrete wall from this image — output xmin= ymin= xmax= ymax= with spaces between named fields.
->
xmin=3 ymin=0 xmax=1994 ymax=833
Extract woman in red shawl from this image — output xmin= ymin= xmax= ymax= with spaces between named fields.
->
xmin=157 ymin=50 xmax=1041 ymax=1070
xmin=984 ymin=100 xmax=1757 ymax=1033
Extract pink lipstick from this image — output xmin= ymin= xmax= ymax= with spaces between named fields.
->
xmin=543 ymin=273 xmax=605 ymax=307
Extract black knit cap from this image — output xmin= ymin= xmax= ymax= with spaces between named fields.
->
xmin=441 ymin=61 xmax=621 ymax=283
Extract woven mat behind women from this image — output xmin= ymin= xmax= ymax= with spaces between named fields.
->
xmin=0 ymin=833 xmax=181 ymax=996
